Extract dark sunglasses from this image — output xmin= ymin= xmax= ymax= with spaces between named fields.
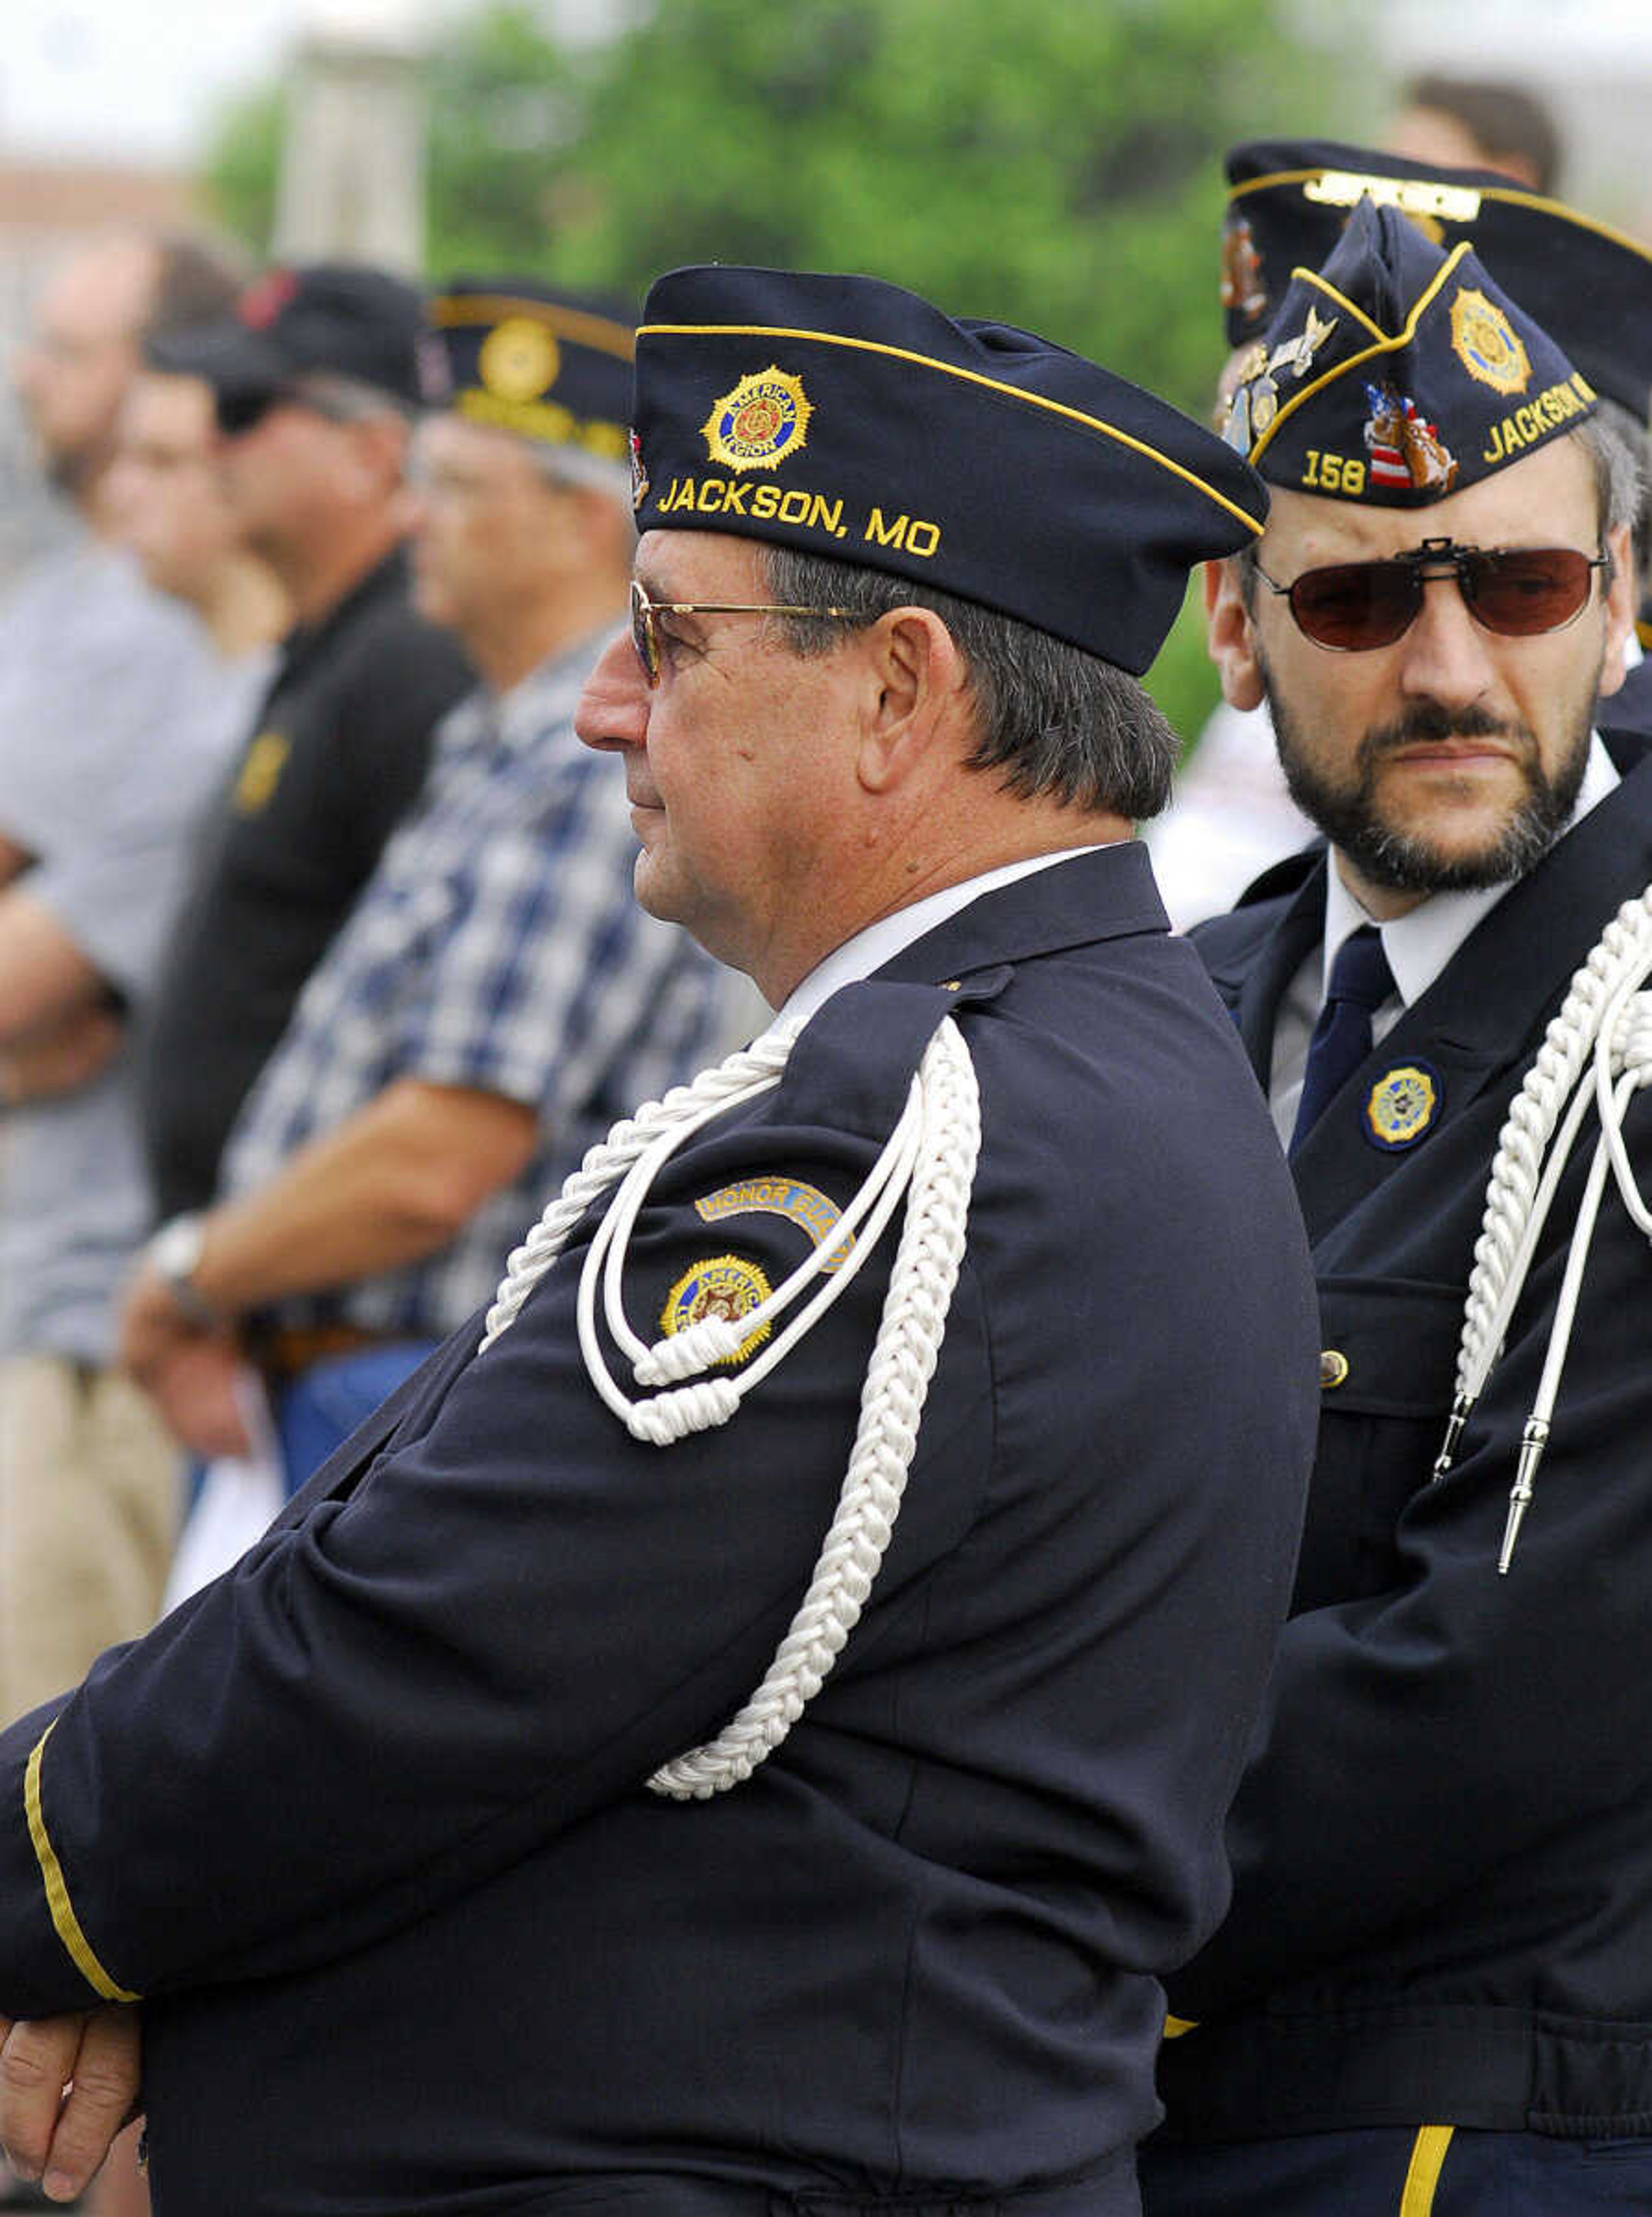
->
xmin=1254 ymin=537 xmax=1609 ymax=653
xmin=213 ymin=382 xmax=367 ymax=440
xmin=629 ymin=579 xmax=852 ymax=687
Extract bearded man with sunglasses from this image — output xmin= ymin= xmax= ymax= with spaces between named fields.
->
xmin=1141 ymin=201 xmax=1652 ymax=2217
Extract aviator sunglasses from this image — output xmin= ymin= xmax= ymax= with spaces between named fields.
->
xmin=629 ymin=579 xmax=853 ymax=687
xmin=1254 ymin=537 xmax=1609 ymax=653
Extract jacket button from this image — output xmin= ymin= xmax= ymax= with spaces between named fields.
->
xmin=1319 ymin=1349 xmax=1350 ymax=1389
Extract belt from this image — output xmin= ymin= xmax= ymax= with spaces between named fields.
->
xmin=249 ymin=1323 xmax=398 ymax=1385
xmin=504 ymin=2156 xmax=1136 ymax=2215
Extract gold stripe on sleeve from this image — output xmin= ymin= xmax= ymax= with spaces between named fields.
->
xmin=23 ymin=1724 xmax=140 ymax=2005
xmin=1399 ymin=2124 xmax=1455 ymax=2216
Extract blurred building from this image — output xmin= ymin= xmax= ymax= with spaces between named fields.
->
xmin=273 ymin=0 xmax=427 ymax=268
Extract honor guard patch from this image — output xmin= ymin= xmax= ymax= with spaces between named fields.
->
xmin=1364 ymin=1062 xmax=1442 ymax=1152
xmin=661 ymin=1254 xmax=774 ymax=1363
xmin=1451 ymin=288 xmax=1531 ymax=397
xmin=703 ymin=368 xmax=811 ymax=473
xmin=694 ymin=1179 xmax=853 ymax=1271
xmin=479 ymin=317 xmax=561 ymax=405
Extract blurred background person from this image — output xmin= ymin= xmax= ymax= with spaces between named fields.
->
xmin=132 ymin=264 xmax=474 ymax=1271
xmin=105 ymin=357 xmax=291 ymax=663
xmin=120 ymin=278 xmax=749 ymax=1536
xmin=1388 ymin=70 xmax=1562 ymax=191
xmin=0 ymin=228 xmax=255 ymax=1722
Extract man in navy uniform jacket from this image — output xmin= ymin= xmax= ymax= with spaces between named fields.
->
xmin=1143 ymin=204 xmax=1652 ymax=2215
xmin=0 ymin=268 xmax=1318 ymax=2217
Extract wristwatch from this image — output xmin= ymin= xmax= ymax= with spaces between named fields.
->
xmin=145 ymin=1212 xmax=219 ymax=1329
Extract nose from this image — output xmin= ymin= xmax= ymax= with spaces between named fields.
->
xmin=1396 ymin=570 xmax=1498 ymax=709
xmin=576 ymin=627 xmax=651 ymax=756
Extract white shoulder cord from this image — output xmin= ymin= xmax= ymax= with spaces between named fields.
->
xmin=1432 ymin=889 xmax=1652 ymax=1571
xmin=477 ymin=1013 xmax=983 ymax=1795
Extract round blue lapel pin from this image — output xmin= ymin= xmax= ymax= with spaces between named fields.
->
xmin=1363 ymin=1060 xmax=1442 ymax=1152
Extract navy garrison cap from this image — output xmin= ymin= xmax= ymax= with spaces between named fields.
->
xmin=1223 ymin=198 xmax=1594 ymax=507
xmin=1223 ymin=138 xmax=1652 ymax=421
xmin=630 ymin=265 xmax=1267 ymax=674
xmin=425 ymin=279 xmax=635 ymax=467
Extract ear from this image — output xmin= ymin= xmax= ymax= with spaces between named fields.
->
xmin=1206 ymin=554 xmax=1267 ymax=711
xmin=1594 ymin=519 xmax=1637 ymax=701
xmin=853 ymin=606 xmax=968 ymax=795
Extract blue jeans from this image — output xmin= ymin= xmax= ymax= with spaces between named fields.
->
xmin=272 ymin=1340 xmax=436 ymax=1496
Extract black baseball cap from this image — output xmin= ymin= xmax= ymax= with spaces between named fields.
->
xmin=149 ymin=262 xmax=433 ymax=413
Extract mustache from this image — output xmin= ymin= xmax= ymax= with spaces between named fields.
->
xmin=1359 ymin=700 xmax=1532 ymax=764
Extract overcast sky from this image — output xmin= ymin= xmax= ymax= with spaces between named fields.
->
xmin=0 ymin=0 xmax=448 ymax=165
xmin=9 ymin=0 xmax=1652 ymax=182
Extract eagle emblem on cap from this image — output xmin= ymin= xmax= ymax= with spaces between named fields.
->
xmin=703 ymin=367 xmax=812 ymax=473
xmin=1449 ymin=287 xmax=1532 ymax=398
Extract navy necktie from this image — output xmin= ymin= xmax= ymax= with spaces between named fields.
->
xmin=1289 ymin=924 xmax=1396 ymax=1154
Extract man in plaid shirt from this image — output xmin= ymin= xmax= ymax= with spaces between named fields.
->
xmin=117 ymin=280 xmax=744 ymax=1494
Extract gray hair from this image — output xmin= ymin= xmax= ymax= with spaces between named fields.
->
xmin=1585 ymin=401 xmax=1649 ymax=590
xmin=523 ymin=434 xmax=636 ymax=523
xmin=760 ymin=544 xmax=1180 ymax=820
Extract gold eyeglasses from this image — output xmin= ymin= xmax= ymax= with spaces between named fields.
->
xmin=629 ymin=578 xmax=853 ymax=687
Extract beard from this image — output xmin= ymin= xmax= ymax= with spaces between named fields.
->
xmin=1260 ymin=653 xmax=1597 ymax=894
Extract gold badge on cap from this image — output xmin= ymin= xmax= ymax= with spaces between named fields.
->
xmin=702 ymin=366 xmax=812 ymax=473
xmin=1450 ymin=288 xmax=1532 ymax=397
xmin=1269 ymin=305 xmax=1339 ymax=382
xmin=661 ymin=1254 xmax=773 ymax=1363
xmin=1364 ymin=1063 xmax=1441 ymax=1152
xmin=1221 ymin=213 xmax=1268 ymax=322
xmin=479 ymin=317 xmax=561 ymax=404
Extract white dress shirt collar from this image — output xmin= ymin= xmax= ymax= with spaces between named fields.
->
xmin=776 ymin=846 xmax=1110 ymax=1030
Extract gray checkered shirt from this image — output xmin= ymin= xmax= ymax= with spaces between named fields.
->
xmin=219 ymin=626 xmax=745 ymax=1339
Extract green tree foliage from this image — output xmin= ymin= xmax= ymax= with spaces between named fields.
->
xmin=202 ymin=0 xmax=1376 ymax=737
xmin=204 ymin=82 xmax=286 ymax=256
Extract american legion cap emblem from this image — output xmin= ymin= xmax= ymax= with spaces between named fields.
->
xmin=703 ymin=367 xmax=813 ymax=472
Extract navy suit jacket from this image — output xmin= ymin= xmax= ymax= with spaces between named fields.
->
xmin=1160 ymin=730 xmax=1652 ymax=2140
xmin=0 ymin=846 xmax=1318 ymax=2215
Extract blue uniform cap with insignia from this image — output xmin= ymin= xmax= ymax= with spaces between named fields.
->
xmin=630 ymin=264 xmax=1269 ymax=674
xmin=425 ymin=277 xmax=636 ymax=468
xmin=1224 ymin=197 xmax=1595 ymax=507
xmin=1222 ymin=137 xmax=1652 ymax=422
